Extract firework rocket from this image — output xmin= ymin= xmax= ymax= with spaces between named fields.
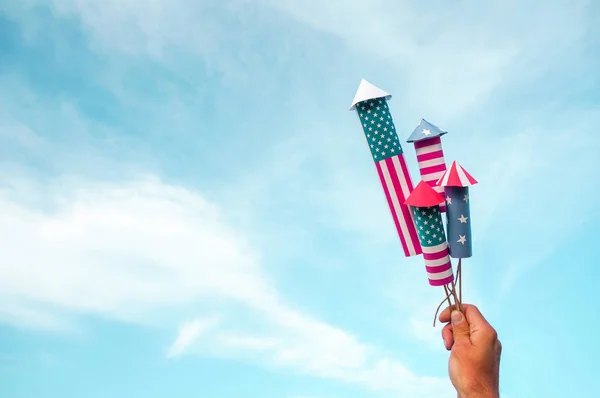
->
xmin=407 ymin=119 xmax=449 ymax=212
xmin=436 ymin=161 xmax=478 ymax=258
xmin=405 ymin=181 xmax=454 ymax=286
xmin=350 ymin=79 xmax=422 ymax=257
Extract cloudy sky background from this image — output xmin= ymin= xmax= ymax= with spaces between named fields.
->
xmin=1 ymin=1 xmax=599 ymax=397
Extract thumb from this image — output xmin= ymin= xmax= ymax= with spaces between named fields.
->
xmin=451 ymin=310 xmax=471 ymax=343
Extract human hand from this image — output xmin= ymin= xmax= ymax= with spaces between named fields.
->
xmin=439 ymin=304 xmax=502 ymax=398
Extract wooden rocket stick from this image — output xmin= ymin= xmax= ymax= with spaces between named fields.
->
xmin=458 ymin=258 xmax=463 ymax=304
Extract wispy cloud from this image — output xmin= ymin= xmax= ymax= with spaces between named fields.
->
xmin=167 ymin=316 xmax=221 ymax=358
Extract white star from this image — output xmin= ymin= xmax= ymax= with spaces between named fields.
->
xmin=361 ymin=106 xmax=365 ymax=110
xmin=438 ymin=236 xmax=443 ymax=241
xmin=376 ymin=148 xmax=380 ymax=152
xmin=373 ymin=113 xmax=378 ymax=117
xmin=457 ymin=235 xmax=467 ymax=245
xmin=458 ymin=214 xmax=468 ymax=223
xmin=432 ymin=234 xmax=437 ymax=238
xmin=421 ymin=211 xmax=426 ymax=216
xmin=384 ymin=127 xmax=388 ymax=131
xmin=424 ymin=221 xmax=429 ymax=225
xmin=446 ymin=197 xmax=452 ymax=205
xmin=426 ymin=230 xmax=431 ymax=235
xmin=428 ymin=214 xmax=433 ymax=219
xmin=428 ymin=240 xmax=433 ymax=244
xmin=422 ymin=129 xmax=432 ymax=136
xmin=371 ymin=120 xmax=375 ymax=124
xmin=365 ymin=116 xmax=369 ymax=120
xmin=384 ymin=144 xmax=389 ymax=149
xmin=378 ymin=141 xmax=382 ymax=145
xmin=419 ymin=226 xmax=423 ymax=230
xmin=421 ymin=235 xmax=425 ymax=239
xmin=370 ymin=144 xmax=374 ymax=148
xmin=381 ymin=151 xmax=386 ymax=156
xmin=367 ymin=109 xmax=372 ymax=114
xmin=463 ymin=194 xmax=469 ymax=202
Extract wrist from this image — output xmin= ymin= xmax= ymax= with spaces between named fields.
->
xmin=459 ymin=386 xmax=499 ymax=398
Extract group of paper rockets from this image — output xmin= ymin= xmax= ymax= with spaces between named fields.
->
xmin=350 ymin=79 xmax=478 ymax=289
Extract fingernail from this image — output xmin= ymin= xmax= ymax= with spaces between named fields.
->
xmin=451 ymin=311 xmax=464 ymax=325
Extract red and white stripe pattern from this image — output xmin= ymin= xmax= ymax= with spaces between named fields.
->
xmin=414 ymin=137 xmax=448 ymax=212
xmin=375 ymin=154 xmax=422 ymax=257
xmin=436 ymin=161 xmax=478 ymax=187
xmin=423 ymin=242 xmax=454 ymax=286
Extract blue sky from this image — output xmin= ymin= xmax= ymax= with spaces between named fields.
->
xmin=0 ymin=1 xmax=599 ymax=397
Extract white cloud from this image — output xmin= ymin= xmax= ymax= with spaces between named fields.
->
xmin=267 ymin=0 xmax=590 ymax=118
xmin=0 ymin=175 xmax=271 ymax=325
xmin=0 ymin=172 xmax=451 ymax=396
xmin=167 ymin=316 xmax=221 ymax=358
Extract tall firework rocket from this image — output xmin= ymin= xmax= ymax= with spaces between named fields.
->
xmin=350 ymin=79 xmax=422 ymax=257
xmin=436 ymin=161 xmax=478 ymax=258
xmin=405 ymin=181 xmax=454 ymax=286
xmin=407 ymin=119 xmax=449 ymax=213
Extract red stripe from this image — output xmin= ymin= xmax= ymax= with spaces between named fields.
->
xmin=417 ymin=150 xmax=444 ymax=162
xmin=387 ymin=156 xmax=421 ymax=254
xmin=398 ymin=154 xmax=416 ymax=192
xmin=420 ymin=163 xmax=447 ymax=176
xmin=426 ymin=261 xmax=452 ymax=274
xmin=375 ymin=161 xmax=410 ymax=256
xmin=423 ymin=249 xmax=449 ymax=260
xmin=446 ymin=165 xmax=462 ymax=186
xmin=414 ymin=136 xmax=441 ymax=149
xmin=429 ymin=275 xmax=454 ymax=286
xmin=462 ymin=167 xmax=478 ymax=185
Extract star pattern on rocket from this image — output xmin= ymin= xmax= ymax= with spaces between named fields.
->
xmin=412 ymin=207 xmax=446 ymax=245
xmin=355 ymin=99 xmax=403 ymax=161
xmin=437 ymin=161 xmax=477 ymax=259
xmin=406 ymin=119 xmax=448 ymax=143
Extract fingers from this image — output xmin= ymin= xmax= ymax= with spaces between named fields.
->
xmin=438 ymin=304 xmax=498 ymax=346
xmin=438 ymin=304 xmax=490 ymax=330
xmin=441 ymin=323 xmax=454 ymax=350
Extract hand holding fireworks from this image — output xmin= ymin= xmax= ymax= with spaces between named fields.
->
xmin=439 ymin=304 xmax=501 ymax=398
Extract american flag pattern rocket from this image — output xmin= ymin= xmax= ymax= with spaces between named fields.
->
xmin=405 ymin=181 xmax=454 ymax=286
xmin=351 ymin=80 xmax=422 ymax=257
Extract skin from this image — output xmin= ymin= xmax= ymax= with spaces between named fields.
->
xmin=439 ymin=304 xmax=502 ymax=398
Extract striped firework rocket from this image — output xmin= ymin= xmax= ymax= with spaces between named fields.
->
xmin=405 ymin=181 xmax=454 ymax=286
xmin=407 ymin=120 xmax=449 ymax=213
xmin=436 ymin=161 xmax=478 ymax=258
xmin=350 ymin=80 xmax=422 ymax=257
